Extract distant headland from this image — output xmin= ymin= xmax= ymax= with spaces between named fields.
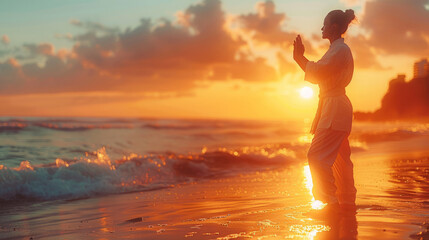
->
xmin=354 ymin=59 xmax=429 ymax=121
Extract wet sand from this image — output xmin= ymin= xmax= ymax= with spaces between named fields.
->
xmin=1 ymin=138 xmax=429 ymax=239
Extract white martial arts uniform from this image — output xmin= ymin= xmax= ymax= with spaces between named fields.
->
xmin=305 ymin=38 xmax=357 ymax=205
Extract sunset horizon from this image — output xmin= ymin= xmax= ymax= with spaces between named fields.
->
xmin=1 ymin=1 xmax=429 ymax=239
xmin=1 ymin=0 xmax=428 ymax=121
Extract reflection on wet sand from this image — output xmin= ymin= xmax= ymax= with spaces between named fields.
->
xmin=387 ymin=156 xmax=429 ymax=239
xmin=303 ymin=164 xmax=358 ymax=240
xmin=387 ymin=157 xmax=429 ymax=202
xmin=0 ymin=150 xmax=428 ymax=239
xmin=312 ymin=212 xmax=357 ymax=240
xmin=353 ymin=148 xmax=429 ymax=239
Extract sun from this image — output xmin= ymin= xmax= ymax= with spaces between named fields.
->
xmin=299 ymin=87 xmax=314 ymax=99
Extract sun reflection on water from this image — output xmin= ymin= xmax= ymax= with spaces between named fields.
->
xmin=289 ymin=224 xmax=331 ymax=240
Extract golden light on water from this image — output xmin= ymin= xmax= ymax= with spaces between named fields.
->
xmin=300 ymin=87 xmax=314 ymax=99
xmin=311 ymin=200 xmax=326 ymax=210
xmin=303 ymin=165 xmax=327 ymax=210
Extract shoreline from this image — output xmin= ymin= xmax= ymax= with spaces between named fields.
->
xmin=1 ymin=123 xmax=429 ymax=239
xmin=1 ymin=148 xmax=428 ymax=239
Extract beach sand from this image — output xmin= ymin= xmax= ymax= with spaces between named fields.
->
xmin=1 ymin=137 xmax=429 ymax=240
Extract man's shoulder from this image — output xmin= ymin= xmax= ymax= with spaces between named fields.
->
xmin=334 ymin=43 xmax=352 ymax=57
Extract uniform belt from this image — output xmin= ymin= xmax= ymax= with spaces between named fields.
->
xmin=310 ymin=88 xmax=346 ymax=134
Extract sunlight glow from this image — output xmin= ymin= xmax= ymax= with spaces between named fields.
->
xmin=298 ymin=134 xmax=313 ymax=144
xmin=303 ymin=165 xmax=313 ymax=190
xmin=303 ymin=165 xmax=327 ymax=210
xmin=289 ymin=224 xmax=331 ymax=240
xmin=300 ymin=87 xmax=314 ymax=99
xmin=311 ymin=200 xmax=326 ymax=210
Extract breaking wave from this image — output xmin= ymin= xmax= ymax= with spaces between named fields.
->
xmin=0 ymin=143 xmax=305 ymax=202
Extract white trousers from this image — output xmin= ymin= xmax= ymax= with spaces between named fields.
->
xmin=307 ymin=128 xmax=357 ymax=205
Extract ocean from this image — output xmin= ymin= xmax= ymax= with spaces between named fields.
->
xmin=1 ymin=117 xmax=428 ymax=202
xmin=1 ymin=117 xmax=429 ymax=239
xmin=0 ymin=117 xmax=309 ymax=202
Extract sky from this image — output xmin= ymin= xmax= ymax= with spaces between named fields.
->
xmin=0 ymin=0 xmax=428 ymax=120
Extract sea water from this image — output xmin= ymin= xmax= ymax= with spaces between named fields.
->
xmin=0 ymin=116 xmax=428 ymax=202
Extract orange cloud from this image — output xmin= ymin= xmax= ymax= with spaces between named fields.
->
xmin=340 ymin=0 xmax=362 ymax=7
xmin=0 ymin=0 xmax=289 ymax=96
xmin=361 ymin=0 xmax=429 ymax=56
xmin=277 ymin=52 xmax=297 ymax=75
xmin=209 ymin=56 xmax=278 ymax=81
xmin=347 ymin=34 xmax=385 ymax=69
xmin=72 ymin=0 xmax=281 ymax=88
xmin=238 ymin=0 xmax=294 ymax=44
xmin=237 ymin=0 xmax=316 ymax=55
xmin=1 ymin=35 xmax=9 ymax=45
xmin=23 ymin=43 xmax=55 ymax=56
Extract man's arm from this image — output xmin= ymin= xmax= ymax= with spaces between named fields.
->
xmin=294 ymin=55 xmax=309 ymax=72
xmin=305 ymin=47 xmax=348 ymax=84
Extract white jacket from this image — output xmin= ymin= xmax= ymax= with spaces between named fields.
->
xmin=305 ymin=38 xmax=354 ymax=134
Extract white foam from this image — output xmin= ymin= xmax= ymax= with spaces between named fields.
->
xmin=0 ymin=145 xmax=301 ymax=201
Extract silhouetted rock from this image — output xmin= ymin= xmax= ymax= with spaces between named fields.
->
xmin=354 ymin=73 xmax=429 ymax=121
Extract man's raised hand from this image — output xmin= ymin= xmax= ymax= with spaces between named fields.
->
xmin=293 ymin=34 xmax=309 ymax=72
xmin=293 ymin=35 xmax=305 ymax=60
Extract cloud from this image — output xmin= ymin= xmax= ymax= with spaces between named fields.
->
xmin=70 ymin=19 xmax=119 ymax=34
xmin=277 ymin=52 xmax=297 ymax=75
xmin=55 ymin=33 xmax=73 ymax=40
xmin=0 ymin=0 xmax=287 ymax=95
xmin=53 ymin=91 xmax=196 ymax=106
xmin=238 ymin=0 xmax=294 ymax=44
xmin=23 ymin=43 xmax=55 ymax=56
xmin=237 ymin=0 xmax=316 ymax=55
xmin=0 ymin=55 xmax=112 ymax=94
xmin=2 ymin=35 xmax=9 ymax=45
xmin=361 ymin=0 xmax=429 ymax=56
xmin=347 ymin=34 xmax=385 ymax=69
xmin=209 ymin=56 xmax=278 ymax=81
xmin=340 ymin=0 xmax=363 ymax=7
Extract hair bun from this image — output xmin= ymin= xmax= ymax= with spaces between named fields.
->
xmin=345 ymin=9 xmax=356 ymax=24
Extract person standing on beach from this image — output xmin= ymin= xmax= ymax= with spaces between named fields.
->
xmin=293 ymin=9 xmax=357 ymax=217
